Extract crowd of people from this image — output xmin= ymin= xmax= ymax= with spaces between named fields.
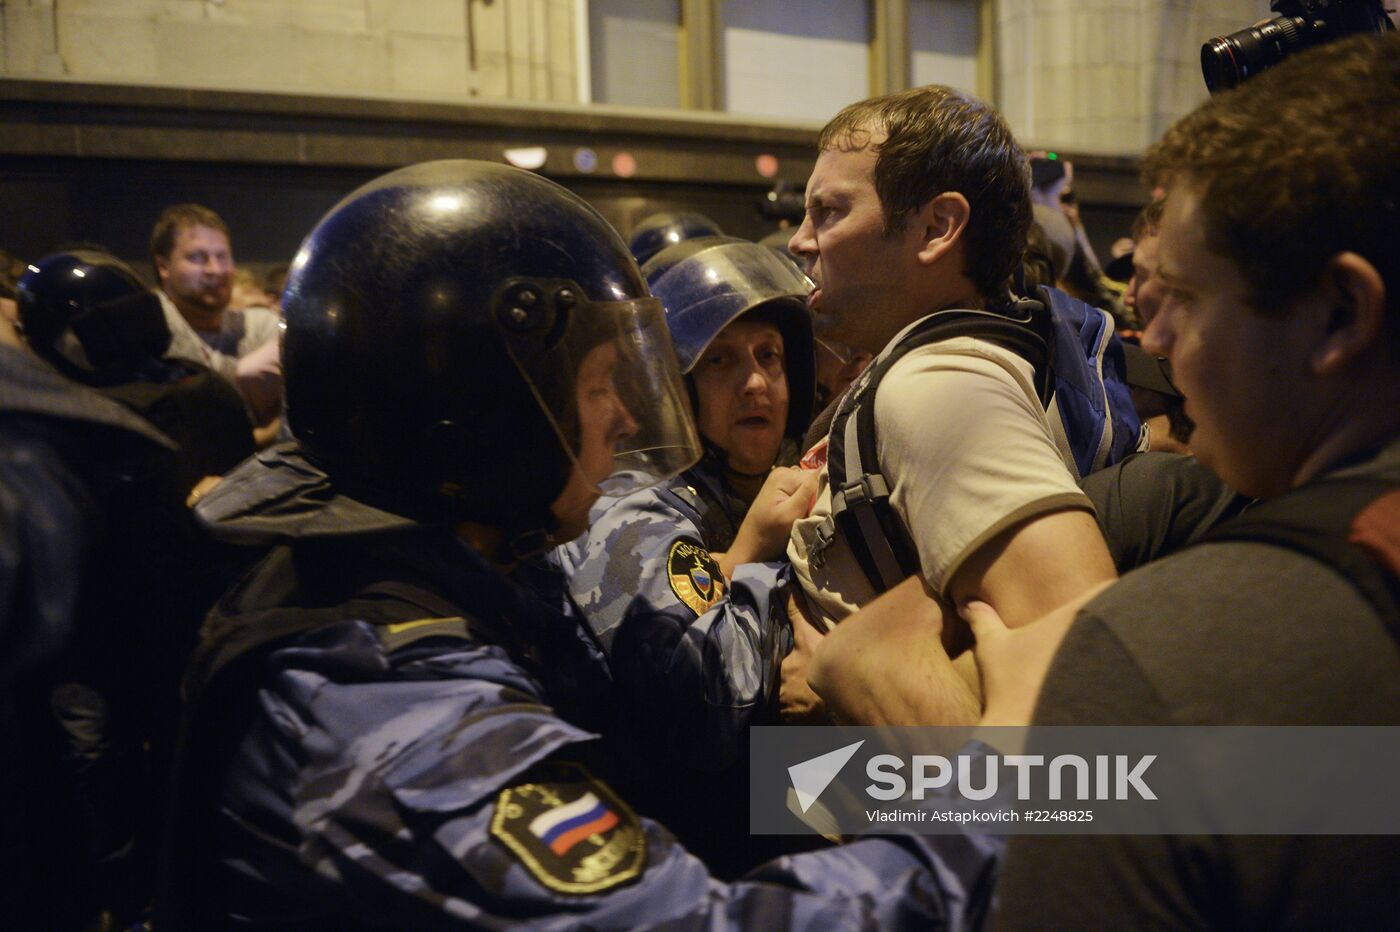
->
xmin=1 ymin=28 xmax=1397 ymax=931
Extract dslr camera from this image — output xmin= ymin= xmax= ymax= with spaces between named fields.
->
xmin=1201 ymin=0 xmax=1394 ymax=92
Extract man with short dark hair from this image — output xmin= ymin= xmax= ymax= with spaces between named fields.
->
xmin=1120 ymin=197 xmax=1194 ymax=453
xmin=148 ymin=203 xmax=279 ymax=400
xmin=1123 ymin=196 xmax=1165 ymax=327
xmin=785 ymin=86 xmax=1116 ymax=720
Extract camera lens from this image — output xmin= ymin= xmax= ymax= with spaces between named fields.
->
xmin=1201 ymin=16 xmax=1306 ymax=92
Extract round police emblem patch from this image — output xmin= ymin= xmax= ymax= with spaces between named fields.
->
xmin=491 ymin=761 xmax=646 ymax=895
xmin=666 ymin=537 xmax=727 ymax=616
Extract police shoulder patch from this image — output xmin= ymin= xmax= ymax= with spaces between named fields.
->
xmin=666 ymin=536 xmax=727 ymax=617
xmin=490 ymin=761 xmax=646 ymax=895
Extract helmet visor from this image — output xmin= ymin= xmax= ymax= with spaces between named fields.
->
xmin=649 ymin=243 xmax=814 ymax=371
xmin=500 ymin=289 xmax=701 ymax=498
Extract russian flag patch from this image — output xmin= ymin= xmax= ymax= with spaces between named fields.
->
xmin=491 ymin=762 xmax=646 ymax=894
xmin=529 ymin=791 xmax=620 ymax=856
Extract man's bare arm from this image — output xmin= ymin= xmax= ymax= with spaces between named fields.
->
xmin=807 ymin=509 xmax=1114 ymax=725
xmin=962 ymin=579 xmax=1113 ymax=728
xmin=807 ymin=575 xmax=980 ymax=726
xmin=946 ymin=507 xmax=1116 ymax=629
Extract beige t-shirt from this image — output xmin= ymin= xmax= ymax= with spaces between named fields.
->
xmin=788 ymin=329 xmax=1092 ymax=629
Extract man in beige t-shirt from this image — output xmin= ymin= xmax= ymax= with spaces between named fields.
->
xmin=784 ymin=86 xmax=1116 ymax=723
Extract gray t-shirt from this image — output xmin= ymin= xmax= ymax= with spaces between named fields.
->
xmin=1081 ymin=451 xmax=1249 ymax=573
xmin=994 ymin=440 xmax=1400 ymax=930
xmin=158 ymin=291 xmax=279 ymax=382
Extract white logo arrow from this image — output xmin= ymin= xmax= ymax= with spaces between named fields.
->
xmin=787 ymin=740 xmax=865 ymax=813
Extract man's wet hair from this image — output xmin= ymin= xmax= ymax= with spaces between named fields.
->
xmin=820 ymin=85 xmax=1031 ymax=301
xmin=1143 ymin=32 xmax=1399 ymax=328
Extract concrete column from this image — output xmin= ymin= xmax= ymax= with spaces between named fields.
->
xmin=871 ymin=0 xmax=911 ymax=96
xmin=994 ymin=0 xmax=1269 ymax=155
xmin=679 ymin=0 xmax=720 ymax=110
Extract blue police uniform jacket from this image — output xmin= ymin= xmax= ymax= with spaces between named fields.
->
xmin=173 ymin=445 xmax=998 ymax=930
xmin=546 ymin=451 xmax=788 ymax=773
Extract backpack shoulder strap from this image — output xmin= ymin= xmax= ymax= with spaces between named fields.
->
xmin=811 ymin=307 xmax=1051 ymax=594
xmin=1202 ymin=477 xmax=1400 ymax=639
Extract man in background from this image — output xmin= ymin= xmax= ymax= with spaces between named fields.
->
xmin=149 ymin=203 xmax=280 ymax=416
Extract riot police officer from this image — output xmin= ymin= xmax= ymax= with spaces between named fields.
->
xmin=627 ymin=210 xmax=724 ymax=266
xmin=6 ymin=250 xmax=252 ymax=928
xmin=545 ymin=237 xmax=818 ymax=870
xmin=165 ymin=160 xmax=993 ymax=929
xmin=17 ymin=249 xmax=254 ymax=492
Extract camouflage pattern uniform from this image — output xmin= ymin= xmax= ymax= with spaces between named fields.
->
xmin=549 ymin=450 xmax=788 ymax=773
xmin=169 ymin=449 xmax=999 ymax=930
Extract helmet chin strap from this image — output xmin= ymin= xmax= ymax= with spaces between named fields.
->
xmin=724 ymin=462 xmax=770 ymax=480
xmin=504 ymin=508 xmax=563 ymax=563
xmin=701 ymin=440 xmax=773 ymax=505
xmin=704 ymin=434 xmax=801 ymax=480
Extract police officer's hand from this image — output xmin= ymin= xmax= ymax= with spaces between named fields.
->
xmin=721 ymin=467 xmax=819 ymax=576
xmin=779 ymin=588 xmax=829 ymax=724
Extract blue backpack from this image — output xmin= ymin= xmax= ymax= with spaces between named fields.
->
xmin=810 ymin=286 xmax=1143 ymax=593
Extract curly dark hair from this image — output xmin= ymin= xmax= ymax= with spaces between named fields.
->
xmin=819 ymin=85 xmax=1031 ymax=301
xmin=1143 ymin=32 xmax=1398 ymax=326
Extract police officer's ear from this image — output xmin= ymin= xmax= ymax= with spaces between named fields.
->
xmin=914 ymin=192 xmax=971 ymax=268
xmin=1310 ymin=251 xmax=1389 ymax=376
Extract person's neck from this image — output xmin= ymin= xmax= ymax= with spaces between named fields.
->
xmin=725 ymin=467 xmax=767 ymax=506
xmin=1286 ymin=365 xmax=1400 ymax=490
xmin=926 ymin=284 xmax=986 ymax=314
xmin=1292 ymin=412 xmax=1400 ymax=490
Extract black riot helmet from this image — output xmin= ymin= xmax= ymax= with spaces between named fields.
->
xmin=643 ymin=237 xmax=817 ymax=444
xmin=627 ymin=211 xmax=725 ymax=266
xmin=16 ymin=250 xmax=172 ymax=385
xmin=281 ymin=160 xmax=700 ymax=538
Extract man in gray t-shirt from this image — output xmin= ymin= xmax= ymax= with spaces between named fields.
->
xmin=991 ymin=34 xmax=1400 ymax=930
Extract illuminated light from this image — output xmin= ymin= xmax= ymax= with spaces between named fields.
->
xmin=1047 ymin=152 xmax=1059 ymax=160
xmin=504 ymin=146 xmax=548 ymax=170
xmin=289 ymin=246 xmax=311 ymax=275
xmin=756 ymin=153 xmax=779 ymax=178
xmin=574 ymin=148 xmax=598 ymax=173
xmin=612 ymin=152 xmax=637 ymax=178
xmin=28 ymin=265 xmax=40 ymax=274
xmin=72 ymin=268 xmax=86 ymax=278
xmin=428 ymin=193 xmax=464 ymax=214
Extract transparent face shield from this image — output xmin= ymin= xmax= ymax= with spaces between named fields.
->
xmin=496 ymin=281 xmax=702 ymax=498
xmin=649 ymin=242 xmax=815 ymax=372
